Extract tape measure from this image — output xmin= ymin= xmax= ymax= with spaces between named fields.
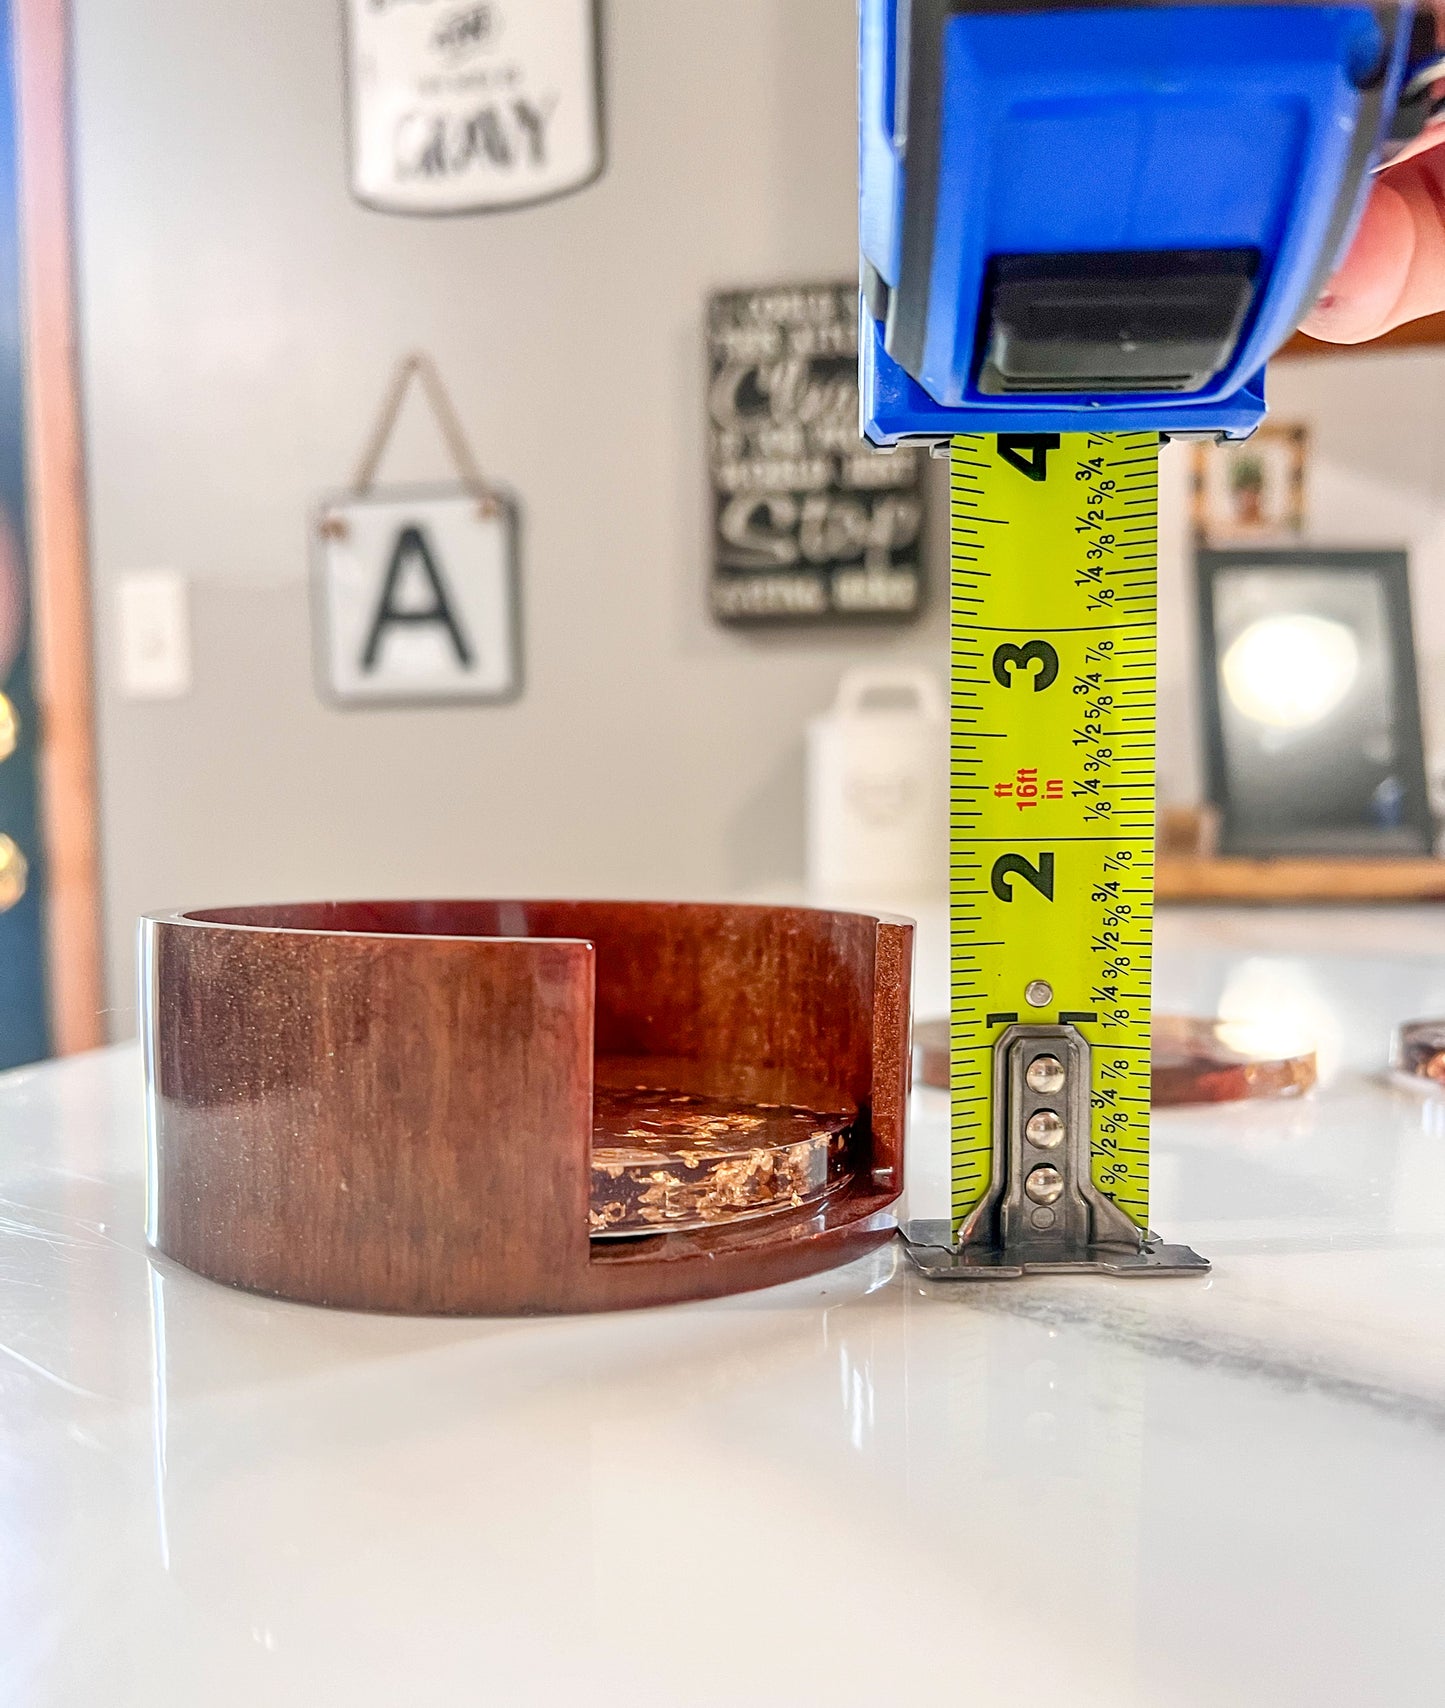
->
xmin=900 ymin=430 xmax=1206 ymax=1279
xmin=949 ymin=429 xmax=1157 ymax=1234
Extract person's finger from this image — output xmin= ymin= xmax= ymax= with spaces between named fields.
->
xmin=1300 ymin=135 xmax=1445 ymax=343
xmin=1378 ymin=139 xmax=1445 ymax=327
xmin=1299 ymin=176 xmax=1416 ymax=341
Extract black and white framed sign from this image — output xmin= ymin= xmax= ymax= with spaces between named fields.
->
xmin=314 ymin=355 xmax=521 ymax=706
xmin=344 ymin=0 xmax=604 ymax=215
xmin=1196 ymin=547 xmax=1432 ymax=856
xmin=707 ymin=283 xmax=926 ymax=626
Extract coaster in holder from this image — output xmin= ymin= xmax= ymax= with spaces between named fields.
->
xmin=142 ymin=900 xmax=912 ymax=1314
xmin=589 ymin=1063 xmax=854 ymax=1237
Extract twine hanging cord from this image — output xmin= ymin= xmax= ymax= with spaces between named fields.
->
xmin=344 ymin=351 xmax=499 ymax=521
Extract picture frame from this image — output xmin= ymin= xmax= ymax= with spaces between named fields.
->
xmin=1196 ymin=547 xmax=1433 ymax=858
xmin=1191 ymin=421 xmax=1308 ymax=546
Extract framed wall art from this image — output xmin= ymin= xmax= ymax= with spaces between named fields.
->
xmin=1191 ymin=421 xmax=1308 ymax=546
xmin=1196 ymin=547 xmax=1433 ymax=858
xmin=344 ymin=0 xmax=605 ymax=215
xmin=707 ymin=282 xmax=927 ymax=627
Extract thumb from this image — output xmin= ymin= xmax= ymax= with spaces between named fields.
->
xmin=1298 ymin=178 xmax=1415 ymax=343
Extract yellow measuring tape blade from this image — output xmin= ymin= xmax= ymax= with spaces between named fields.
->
xmin=951 ymin=430 xmax=1156 ymax=1235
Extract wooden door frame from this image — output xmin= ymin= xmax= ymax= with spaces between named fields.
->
xmin=15 ymin=0 xmax=102 ymax=1052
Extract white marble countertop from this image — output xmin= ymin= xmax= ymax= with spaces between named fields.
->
xmin=5 ymin=906 xmax=1445 ymax=1707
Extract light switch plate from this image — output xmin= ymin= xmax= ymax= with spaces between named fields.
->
xmin=117 ymin=569 xmax=190 ymax=700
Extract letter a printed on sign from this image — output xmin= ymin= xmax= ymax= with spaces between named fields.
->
xmin=315 ymin=489 xmax=520 ymax=706
xmin=361 ymin=524 xmax=474 ymax=671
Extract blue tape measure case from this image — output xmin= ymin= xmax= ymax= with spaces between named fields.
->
xmin=859 ymin=0 xmax=1427 ymax=443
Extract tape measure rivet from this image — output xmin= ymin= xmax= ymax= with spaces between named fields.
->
xmin=1025 ymin=1055 xmax=1066 ymax=1096
xmin=1025 ymin=1109 xmax=1064 ymax=1149
xmin=1024 ymin=979 xmax=1053 ymax=1008
xmin=1025 ymin=1166 xmax=1064 ymax=1206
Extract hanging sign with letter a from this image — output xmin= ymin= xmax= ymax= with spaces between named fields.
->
xmin=314 ymin=354 xmax=521 ymax=706
xmin=344 ymin=0 xmax=604 ymax=215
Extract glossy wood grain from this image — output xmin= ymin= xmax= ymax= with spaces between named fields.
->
xmin=143 ymin=900 xmax=913 ymax=1314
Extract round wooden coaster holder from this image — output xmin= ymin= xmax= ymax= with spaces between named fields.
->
xmin=141 ymin=900 xmax=912 ymax=1314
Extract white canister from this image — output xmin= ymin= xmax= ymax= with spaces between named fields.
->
xmin=806 ymin=667 xmax=947 ymax=898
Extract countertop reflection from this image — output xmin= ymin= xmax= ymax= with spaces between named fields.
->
xmin=4 ymin=907 xmax=1445 ymax=1707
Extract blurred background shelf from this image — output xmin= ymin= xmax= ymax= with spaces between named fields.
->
xmin=1156 ymin=854 xmax=1445 ymax=902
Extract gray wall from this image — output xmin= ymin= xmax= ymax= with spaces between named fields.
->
xmin=74 ymin=0 xmax=949 ymax=1033
xmin=73 ymin=0 xmax=1445 ymax=1040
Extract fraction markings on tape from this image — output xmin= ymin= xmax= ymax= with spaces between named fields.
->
xmin=950 ymin=432 xmax=1156 ymax=1234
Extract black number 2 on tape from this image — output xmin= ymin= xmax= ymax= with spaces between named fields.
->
xmin=990 ymin=852 xmax=1056 ymax=903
